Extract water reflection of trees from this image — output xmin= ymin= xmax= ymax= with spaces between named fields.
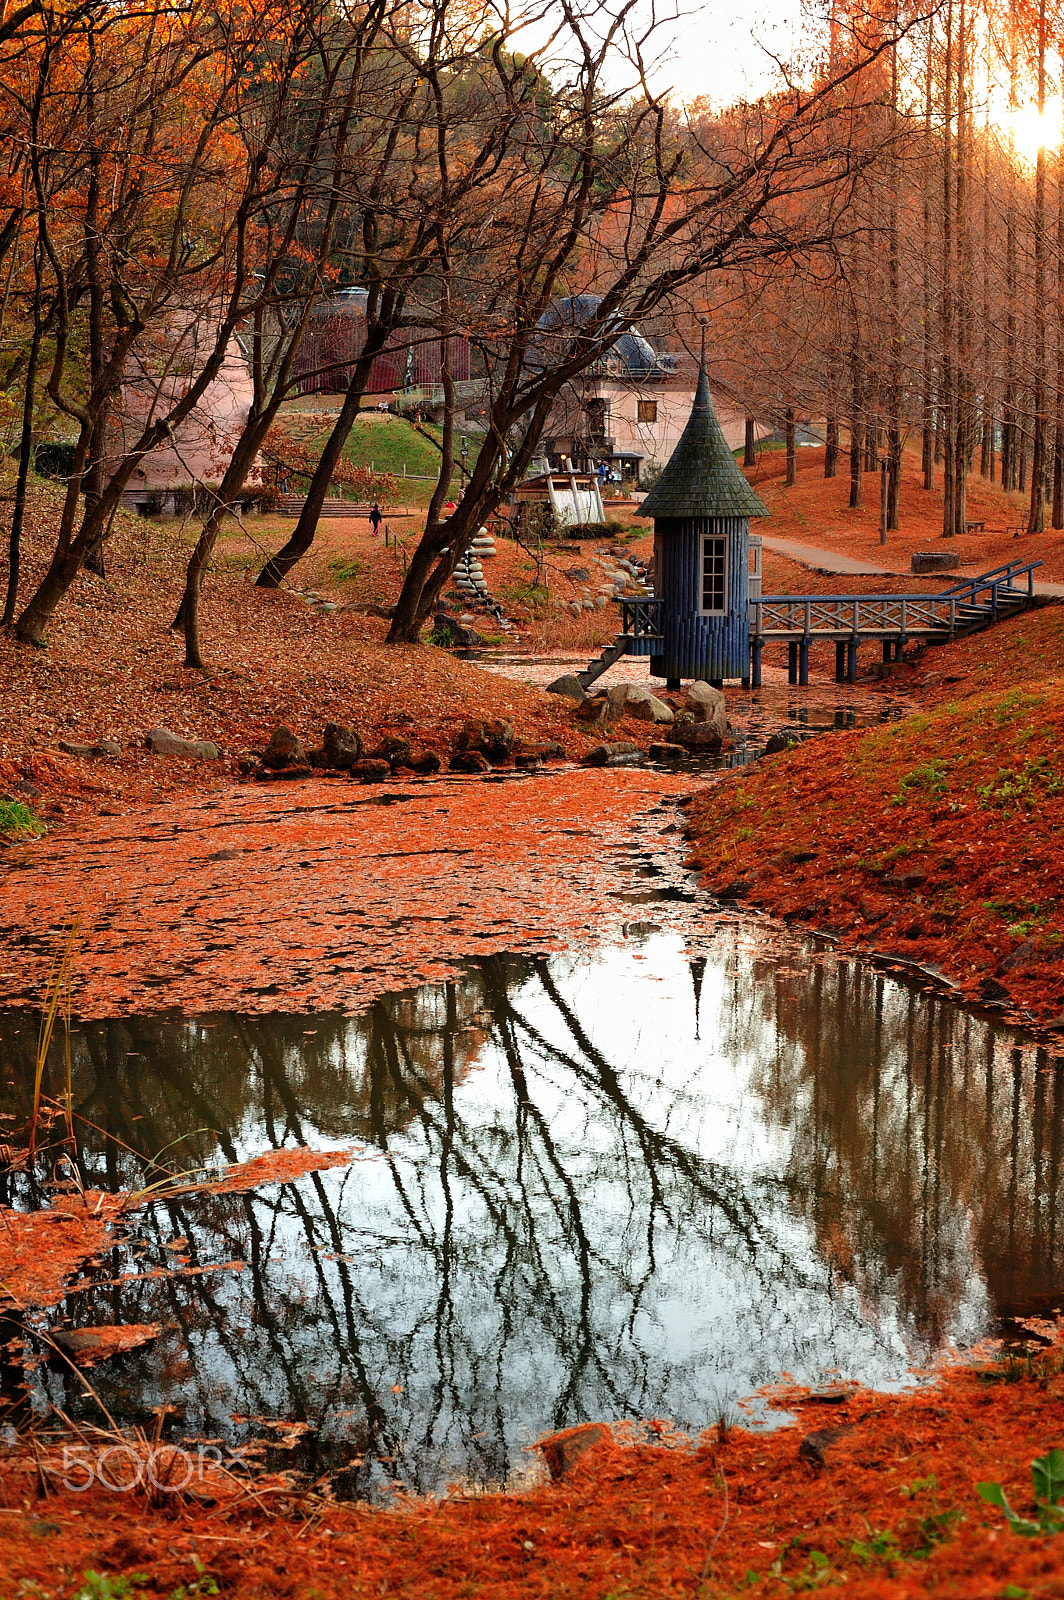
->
xmin=5 ymin=942 xmax=1060 ymax=1493
xmin=0 ymin=955 xmax=811 ymax=1494
xmin=722 ymin=953 xmax=1064 ymax=1337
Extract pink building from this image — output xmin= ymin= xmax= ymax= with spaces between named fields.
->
xmin=108 ymin=320 xmax=260 ymax=515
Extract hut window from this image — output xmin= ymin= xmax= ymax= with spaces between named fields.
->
xmin=701 ymin=536 xmax=727 ymax=613
xmin=637 ymin=399 xmax=658 ymax=423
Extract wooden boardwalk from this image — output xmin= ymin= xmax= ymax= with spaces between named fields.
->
xmin=580 ymin=560 xmax=1044 ymax=689
xmin=750 ymin=559 xmax=1043 ymax=685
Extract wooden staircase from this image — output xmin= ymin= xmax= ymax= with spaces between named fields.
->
xmin=577 ymin=637 xmax=629 ymax=690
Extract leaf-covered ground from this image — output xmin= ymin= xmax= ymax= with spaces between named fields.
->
xmin=741 ymin=442 xmax=1064 ymax=582
xmin=4 ymin=1337 xmax=1064 ymax=1598
xmin=0 ymin=768 xmax=691 ymax=1019
xmin=0 ymin=473 xmax=642 ymax=827
xmin=687 ymin=617 xmax=1064 ymax=1027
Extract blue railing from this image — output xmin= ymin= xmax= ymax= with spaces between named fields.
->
xmin=619 ymin=597 xmax=665 ymax=639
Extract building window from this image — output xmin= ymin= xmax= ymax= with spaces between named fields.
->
xmin=701 ymin=536 xmax=727 ymax=613
xmin=637 ymin=399 xmax=658 ymax=424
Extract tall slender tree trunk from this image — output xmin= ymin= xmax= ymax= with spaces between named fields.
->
xmin=886 ymin=21 xmax=902 ymax=530
xmin=922 ymin=19 xmax=935 ymax=491
xmin=980 ymin=48 xmax=994 ymax=482
xmin=825 ymin=415 xmax=839 ymax=478
xmin=743 ymin=416 xmax=756 ymax=467
xmin=3 ymin=272 xmax=41 ymax=627
xmin=785 ymin=407 xmax=797 ymax=484
xmin=257 ymin=332 xmax=391 ymax=588
xmin=849 ymin=350 xmax=864 ymax=509
xmin=1029 ymin=0 xmax=1049 ymax=532
xmin=941 ymin=0 xmax=956 ymax=536
xmin=1054 ymin=79 xmax=1064 ymax=528
xmin=83 ymin=30 xmax=107 ymax=580
xmin=1002 ymin=34 xmax=1019 ymax=492
xmin=952 ymin=0 xmax=969 ymax=537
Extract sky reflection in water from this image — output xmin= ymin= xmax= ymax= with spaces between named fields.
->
xmin=2 ymin=930 xmax=1061 ymax=1494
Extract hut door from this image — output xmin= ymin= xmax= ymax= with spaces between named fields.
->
xmin=700 ymin=535 xmax=727 ymax=614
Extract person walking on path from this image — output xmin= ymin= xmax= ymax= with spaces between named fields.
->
xmin=369 ymin=502 xmax=382 ymax=536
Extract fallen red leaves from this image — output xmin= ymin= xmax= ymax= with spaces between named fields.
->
xmin=0 ymin=1195 xmax=122 ymax=1311
xmin=0 ymin=768 xmax=691 ymax=1018
xmin=4 ymin=1342 xmax=1064 ymax=1596
xmin=688 ymin=663 xmax=1064 ymax=1025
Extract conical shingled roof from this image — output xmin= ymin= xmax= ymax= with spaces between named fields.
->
xmin=639 ymin=368 xmax=769 ymax=521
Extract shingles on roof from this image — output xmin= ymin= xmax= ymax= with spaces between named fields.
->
xmin=639 ymin=368 xmax=769 ymax=521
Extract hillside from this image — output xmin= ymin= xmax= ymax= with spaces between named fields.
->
xmin=688 ymin=636 xmax=1064 ymax=1027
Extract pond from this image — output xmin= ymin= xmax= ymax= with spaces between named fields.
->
xmin=3 ymin=929 xmax=1061 ymax=1496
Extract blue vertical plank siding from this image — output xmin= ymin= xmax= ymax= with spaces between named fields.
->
xmin=654 ymin=516 xmax=749 ymax=680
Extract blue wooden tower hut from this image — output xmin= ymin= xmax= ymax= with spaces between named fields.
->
xmin=638 ymin=367 xmax=768 ymax=689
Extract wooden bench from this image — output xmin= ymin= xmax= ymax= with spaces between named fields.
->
xmin=965 ymin=520 xmax=986 ymax=534
xmin=1006 ymin=509 xmax=1029 ymax=538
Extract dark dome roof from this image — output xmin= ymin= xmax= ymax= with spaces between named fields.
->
xmin=531 ymin=294 xmax=659 ymax=375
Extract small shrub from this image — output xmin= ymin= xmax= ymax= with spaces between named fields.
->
xmin=892 ymin=759 xmax=949 ymax=805
xmin=977 ymin=757 xmax=1063 ymax=813
xmin=327 ymin=558 xmax=362 ymax=581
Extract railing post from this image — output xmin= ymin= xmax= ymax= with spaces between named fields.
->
xmin=751 ymin=637 xmax=763 ymax=688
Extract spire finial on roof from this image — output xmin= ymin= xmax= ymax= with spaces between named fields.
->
xmin=638 ymin=348 xmax=769 ymax=521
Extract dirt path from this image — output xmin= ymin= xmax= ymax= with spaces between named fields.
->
xmin=0 ymin=768 xmax=697 ymax=1018
xmin=761 ymin=531 xmax=1064 ymax=594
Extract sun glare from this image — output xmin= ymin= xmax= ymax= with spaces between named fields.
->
xmin=1003 ymin=96 xmax=1063 ymax=163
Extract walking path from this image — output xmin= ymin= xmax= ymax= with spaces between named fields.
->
xmin=761 ymin=533 xmax=1064 ymax=596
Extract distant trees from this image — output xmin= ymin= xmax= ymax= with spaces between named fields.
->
xmin=702 ymin=0 xmax=1064 ymax=539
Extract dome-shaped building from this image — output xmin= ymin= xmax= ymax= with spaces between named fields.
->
xmin=528 ymin=295 xmax=740 ymax=486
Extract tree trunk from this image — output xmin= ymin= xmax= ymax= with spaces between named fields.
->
xmin=743 ymin=417 xmax=756 ymax=467
xmin=1029 ymin=0 xmax=1048 ymax=532
xmin=257 ymin=335 xmax=390 ymax=587
xmin=922 ymin=18 xmax=935 ymax=491
xmin=3 ymin=305 xmax=40 ymax=626
xmin=1055 ymin=81 xmax=1064 ymax=529
xmin=849 ymin=371 xmax=863 ymax=511
xmin=886 ymin=21 xmax=902 ymax=531
xmin=784 ymin=408 xmax=796 ymax=485
xmin=825 ymin=415 xmax=838 ymax=478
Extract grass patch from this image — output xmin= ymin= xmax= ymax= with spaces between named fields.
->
xmin=327 ymin=557 xmax=363 ymax=581
xmin=0 ymin=798 xmax=46 ymax=840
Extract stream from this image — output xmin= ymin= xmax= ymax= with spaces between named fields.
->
xmin=2 ymin=928 xmax=1061 ymax=1497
